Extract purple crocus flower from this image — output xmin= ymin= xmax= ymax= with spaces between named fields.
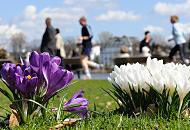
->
xmin=42 ymin=61 xmax=74 ymax=102
xmin=1 ymin=51 xmax=73 ymax=100
xmin=1 ymin=63 xmax=39 ymax=98
xmin=1 ymin=63 xmax=15 ymax=82
xmin=64 ymin=90 xmax=88 ymax=118
xmin=15 ymin=71 xmax=38 ymax=98
xmin=29 ymin=51 xmax=62 ymax=88
xmin=29 ymin=51 xmax=61 ymax=72
xmin=1 ymin=63 xmax=22 ymax=93
xmin=0 ymin=51 xmax=75 ymax=123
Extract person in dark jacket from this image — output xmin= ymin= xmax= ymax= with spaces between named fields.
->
xmin=41 ymin=17 xmax=56 ymax=55
xmin=140 ymin=31 xmax=155 ymax=54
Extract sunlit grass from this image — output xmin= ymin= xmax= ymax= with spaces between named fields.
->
xmin=0 ymin=80 xmax=190 ymax=130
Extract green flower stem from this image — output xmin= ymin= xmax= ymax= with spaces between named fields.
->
xmin=178 ymin=100 xmax=183 ymax=118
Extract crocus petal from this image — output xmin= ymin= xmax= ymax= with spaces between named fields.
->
xmin=28 ymin=76 xmax=38 ymax=93
xmin=64 ymin=98 xmax=88 ymax=110
xmin=48 ymin=69 xmax=73 ymax=92
xmin=65 ymin=90 xmax=84 ymax=105
xmin=39 ymin=52 xmax=51 ymax=68
xmin=71 ymin=90 xmax=84 ymax=99
xmin=64 ymin=90 xmax=88 ymax=118
xmin=42 ymin=61 xmax=74 ymax=102
xmin=16 ymin=75 xmax=38 ymax=97
xmin=29 ymin=51 xmax=51 ymax=73
xmin=1 ymin=63 xmax=21 ymax=92
xmin=1 ymin=63 xmax=16 ymax=80
xmin=51 ymin=56 xmax=61 ymax=66
xmin=29 ymin=51 xmax=40 ymax=71
xmin=42 ymin=61 xmax=59 ymax=88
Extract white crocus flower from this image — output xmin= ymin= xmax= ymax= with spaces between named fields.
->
xmin=173 ymin=64 xmax=190 ymax=101
xmin=173 ymin=69 xmax=190 ymax=116
xmin=109 ymin=57 xmax=190 ymax=107
xmin=146 ymin=57 xmax=166 ymax=93
xmin=162 ymin=66 xmax=176 ymax=96
xmin=108 ymin=57 xmax=190 ymax=117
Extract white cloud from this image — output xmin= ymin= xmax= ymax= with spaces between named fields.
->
xmin=0 ymin=17 xmax=2 ymax=24
xmin=0 ymin=24 xmax=22 ymax=39
xmin=0 ymin=23 xmax=23 ymax=50
xmin=64 ymin=0 xmax=117 ymax=9
xmin=40 ymin=7 xmax=85 ymax=22
xmin=180 ymin=23 xmax=190 ymax=33
xmin=23 ymin=5 xmax=37 ymax=20
xmin=15 ymin=5 xmax=86 ymax=40
xmin=64 ymin=0 xmax=74 ymax=5
xmin=95 ymin=10 xmax=140 ymax=21
xmin=144 ymin=25 xmax=164 ymax=33
xmin=0 ymin=1 xmax=141 ymax=44
xmin=154 ymin=0 xmax=190 ymax=15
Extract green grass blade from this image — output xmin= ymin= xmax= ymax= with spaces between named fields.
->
xmin=57 ymin=94 xmax=67 ymax=121
xmin=0 ymin=87 xmax=14 ymax=102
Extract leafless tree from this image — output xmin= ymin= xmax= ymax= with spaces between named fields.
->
xmin=151 ymin=33 xmax=174 ymax=54
xmin=11 ymin=32 xmax=26 ymax=59
xmin=151 ymin=34 xmax=167 ymax=46
xmin=64 ymin=37 xmax=77 ymax=57
xmin=183 ymin=33 xmax=190 ymax=52
xmin=98 ymin=31 xmax=113 ymax=44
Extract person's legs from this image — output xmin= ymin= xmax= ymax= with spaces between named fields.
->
xmin=45 ymin=47 xmax=54 ymax=55
xmin=169 ymin=45 xmax=179 ymax=61
xmin=83 ymin=48 xmax=103 ymax=69
xmin=56 ymin=49 xmax=61 ymax=57
xmin=80 ymin=55 xmax=91 ymax=79
xmin=87 ymin=60 xmax=102 ymax=69
xmin=56 ymin=49 xmax=64 ymax=66
xmin=179 ymin=43 xmax=189 ymax=64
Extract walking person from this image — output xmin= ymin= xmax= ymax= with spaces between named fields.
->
xmin=55 ymin=28 xmax=66 ymax=58
xmin=168 ymin=15 xmax=189 ymax=64
xmin=79 ymin=16 xmax=103 ymax=79
xmin=41 ymin=17 xmax=56 ymax=55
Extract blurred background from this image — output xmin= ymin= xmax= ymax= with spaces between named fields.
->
xmin=0 ymin=0 xmax=190 ymax=79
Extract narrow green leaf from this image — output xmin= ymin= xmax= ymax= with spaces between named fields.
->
xmin=0 ymin=87 xmax=14 ymax=102
xmin=57 ymin=94 xmax=66 ymax=121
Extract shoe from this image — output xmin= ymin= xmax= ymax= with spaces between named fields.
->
xmin=83 ymin=75 xmax=91 ymax=80
xmin=185 ymin=59 xmax=190 ymax=65
xmin=99 ymin=64 xmax=104 ymax=69
xmin=83 ymin=73 xmax=91 ymax=80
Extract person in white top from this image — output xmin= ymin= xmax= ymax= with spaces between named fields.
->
xmin=168 ymin=15 xmax=189 ymax=64
xmin=55 ymin=28 xmax=66 ymax=59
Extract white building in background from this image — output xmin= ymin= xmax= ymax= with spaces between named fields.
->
xmin=100 ymin=36 xmax=133 ymax=68
xmin=90 ymin=44 xmax=101 ymax=60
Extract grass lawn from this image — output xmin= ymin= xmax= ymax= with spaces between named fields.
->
xmin=0 ymin=80 xmax=190 ymax=130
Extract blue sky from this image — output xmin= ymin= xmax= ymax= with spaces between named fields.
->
xmin=0 ymin=0 xmax=190 ymax=42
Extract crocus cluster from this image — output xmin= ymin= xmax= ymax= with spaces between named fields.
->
xmin=108 ymin=57 xmax=190 ymax=117
xmin=1 ymin=51 xmax=74 ymax=123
